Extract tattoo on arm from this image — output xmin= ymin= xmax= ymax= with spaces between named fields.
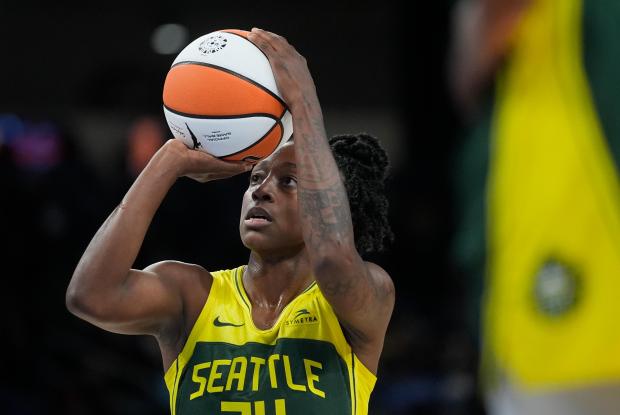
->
xmin=294 ymin=100 xmax=394 ymax=315
xmin=296 ymin=124 xmax=354 ymax=250
xmin=293 ymin=107 xmax=367 ymax=300
xmin=298 ymin=185 xmax=353 ymax=247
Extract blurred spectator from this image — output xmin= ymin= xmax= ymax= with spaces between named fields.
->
xmin=450 ymin=0 xmax=620 ymax=414
xmin=127 ymin=116 xmax=167 ymax=178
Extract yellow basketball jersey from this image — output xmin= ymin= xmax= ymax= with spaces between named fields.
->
xmin=164 ymin=266 xmax=377 ymax=415
xmin=485 ymin=0 xmax=620 ymax=388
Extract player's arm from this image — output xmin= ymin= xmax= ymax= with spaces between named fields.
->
xmin=248 ymin=29 xmax=394 ymax=371
xmin=66 ymin=139 xmax=250 ymax=337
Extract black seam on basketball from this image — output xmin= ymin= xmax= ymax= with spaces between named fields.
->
xmin=274 ymin=117 xmax=287 ymax=146
xmin=170 ymin=60 xmax=287 ymax=109
xmin=163 ymin=105 xmax=278 ymax=121
xmin=222 ymin=118 xmax=283 ymax=160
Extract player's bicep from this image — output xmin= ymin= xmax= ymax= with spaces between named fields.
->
xmin=81 ymin=261 xmax=201 ymax=336
xmin=100 ymin=266 xmax=183 ymax=334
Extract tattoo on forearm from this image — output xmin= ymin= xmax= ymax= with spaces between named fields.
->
xmin=297 ymin=133 xmax=334 ymax=185
xmin=294 ymin=105 xmax=354 ymax=228
xmin=294 ymin=105 xmax=372 ymax=307
xmin=299 ymin=185 xmax=354 ymax=249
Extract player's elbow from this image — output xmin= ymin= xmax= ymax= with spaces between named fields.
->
xmin=65 ymin=283 xmax=91 ymax=318
xmin=311 ymin=246 xmax=358 ymax=278
xmin=65 ymin=278 xmax=109 ymax=322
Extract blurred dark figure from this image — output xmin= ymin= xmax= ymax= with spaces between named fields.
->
xmin=449 ymin=0 xmax=620 ymax=414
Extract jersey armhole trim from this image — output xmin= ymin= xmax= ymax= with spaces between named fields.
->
xmin=163 ymin=269 xmax=223 ymax=380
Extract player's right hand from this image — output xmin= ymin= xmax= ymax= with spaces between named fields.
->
xmin=162 ymin=138 xmax=253 ymax=183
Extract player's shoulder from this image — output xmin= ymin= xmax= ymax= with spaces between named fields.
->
xmin=145 ymin=260 xmax=214 ymax=345
xmin=144 ymin=260 xmax=213 ymax=293
xmin=144 ymin=259 xmax=211 ymax=277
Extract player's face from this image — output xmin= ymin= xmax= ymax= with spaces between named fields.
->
xmin=239 ymin=142 xmax=304 ymax=255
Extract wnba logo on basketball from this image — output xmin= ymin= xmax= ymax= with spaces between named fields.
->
xmin=198 ymin=34 xmax=228 ymax=54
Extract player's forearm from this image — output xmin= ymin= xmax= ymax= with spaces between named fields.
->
xmin=67 ymin=146 xmax=179 ymax=307
xmin=292 ymin=96 xmax=359 ymax=274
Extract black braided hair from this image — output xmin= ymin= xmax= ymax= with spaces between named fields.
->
xmin=329 ymin=133 xmax=394 ymax=255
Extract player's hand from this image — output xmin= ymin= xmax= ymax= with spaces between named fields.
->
xmin=247 ymin=28 xmax=318 ymax=110
xmin=162 ymin=139 xmax=252 ymax=183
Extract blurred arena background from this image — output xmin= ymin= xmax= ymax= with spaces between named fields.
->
xmin=1 ymin=1 xmax=483 ymax=414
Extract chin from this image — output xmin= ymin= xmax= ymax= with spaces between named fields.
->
xmin=240 ymin=229 xmax=270 ymax=251
xmin=240 ymin=231 xmax=305 ymax=258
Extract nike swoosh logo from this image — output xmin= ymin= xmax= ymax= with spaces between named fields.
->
xmin=213 ymin=316 xmax=244 ymax=327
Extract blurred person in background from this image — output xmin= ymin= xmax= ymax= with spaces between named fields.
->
xmin=127 ymin=116 xmax=166 ymax=179
xmin=449 ymin=0 xmax=620 ymax=414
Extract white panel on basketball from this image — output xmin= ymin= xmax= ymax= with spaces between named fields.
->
xmin=172 ymin=31 xmax=281 ymax=99
xmin=163 ymin=107 xmax=277 ymax=157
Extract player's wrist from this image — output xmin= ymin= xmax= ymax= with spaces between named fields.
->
xmin=288 ymin=90 xmax=320 ymax=115
xmin=156 ymin=139 xmax=191 ymax=179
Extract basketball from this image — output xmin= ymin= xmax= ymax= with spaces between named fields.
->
xmin=162 ymin=29 xmax=293 ymax=163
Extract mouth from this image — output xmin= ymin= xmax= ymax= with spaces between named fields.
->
xmin=244 ymin=206 xmax=273 ymax=227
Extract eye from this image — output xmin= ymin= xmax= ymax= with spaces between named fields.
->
xmin=281 ymin=176 xmax=297 ymax=187
xmin=250 ymin=172 xmax=264 ymax=184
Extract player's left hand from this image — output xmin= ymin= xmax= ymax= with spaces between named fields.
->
xmin=247 ymin=28 xmax=318 ymax=110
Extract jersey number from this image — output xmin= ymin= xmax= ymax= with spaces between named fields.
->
xmin=221 ymin=399 xmax=286 ymax=415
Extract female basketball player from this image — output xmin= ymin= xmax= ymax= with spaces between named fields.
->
xmin=66 ymin=28 xmax=394 ymax=415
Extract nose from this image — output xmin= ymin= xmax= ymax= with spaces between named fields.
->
xmin=251 ymin=176 xmax=274 ymax=202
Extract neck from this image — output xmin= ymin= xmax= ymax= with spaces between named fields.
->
xmin=243 ymin=247 xmax=314 ymax=311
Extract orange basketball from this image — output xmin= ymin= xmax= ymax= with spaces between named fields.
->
xmin=163 ymin=29 xmax=292 ymax=163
